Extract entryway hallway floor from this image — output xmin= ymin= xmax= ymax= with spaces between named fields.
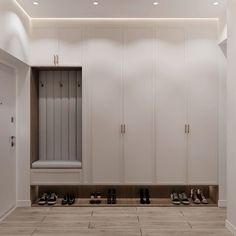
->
xmin=0 ymin=207 xmax=232 ymax=236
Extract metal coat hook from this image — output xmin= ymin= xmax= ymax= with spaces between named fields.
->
xmin=40 ymin=81 xmax=44 ymax=87
xmin=60 ymin=82 xmax=63 ymax=88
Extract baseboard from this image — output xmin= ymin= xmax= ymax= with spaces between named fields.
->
xmin=16 ymin=200 xmax=31 ymax=207
xmin=0 ymin=206 xmax=16 ymax=222
xmin=226 ymin=220 xmax=236 ymax=235
xmin=218 ymin=200 xmax=227 ymax=208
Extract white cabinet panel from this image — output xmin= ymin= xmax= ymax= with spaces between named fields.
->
xmin=187 ymin=29 xmax=218 ymax=185
xmin=84 ymin=28 xmax=123 ymax=184
xmin=30 ymin=27 xmax=58 ymax=66
xmin=123 ymin=28 xmax=155 ymax=184
xmin=156 ymin=28 xmax=187 ymax=185
xmin=58 ymin=28 xmax=83 ymax=66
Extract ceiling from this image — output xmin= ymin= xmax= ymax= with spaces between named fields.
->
xmin=16 ymin=0 xmax=226 ymax=19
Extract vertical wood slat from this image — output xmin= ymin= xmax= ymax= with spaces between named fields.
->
xmin=77 ymin=71 xmax=82 ymax=162
xmin=39 ymin=71 xmax=47 ymax=161
xmin=69 ymin=71 xmax=77 ymax=161
xmin=54 ymin=71 xmax=62 ymax=160
xmin=46 ymin=71 xmax=55 ymax=160
xmin=61 ymin=71 xmax=69 ymax=161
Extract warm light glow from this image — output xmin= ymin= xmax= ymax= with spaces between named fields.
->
xmin=93 ymin=1 xmax=99 ymax=5
xmin=153 ymin=2 xmax=159 ymax=5
xmin=213 ymin=2 xmax=219 ymax=6
xmin=33 ymin=1 xmax=39 ymax=5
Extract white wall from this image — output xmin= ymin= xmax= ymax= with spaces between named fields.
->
xmin=226 ymin=0 xmax=236 ymax=234
xmin=0 ymin=0 xmax=30 ymax=64
xmin=218 ymin=12 xmax=227 ymax=44
xmin=16 ymin=63 xmax=31 ymax=207
xmin=218 ymin=12 xmax=227 ymax=208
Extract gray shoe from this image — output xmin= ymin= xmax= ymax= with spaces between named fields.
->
xmin=171 ymin=192 xmax=181 ymax=205
xmin=179 ymin=192 xmax=190 ymax=205
xmin=197 ymin=189 xmax=208 ymax=204
xmin=191 ymin=189 xmax=201 ymax=204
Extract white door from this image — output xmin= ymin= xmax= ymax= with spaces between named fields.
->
xmin=58 ymin=28 xmax=83 ymax=66
xmin=187 ymin=28 xmax=218 ymax=185
xmin=156 ymin=28 xmax=188 ymax=185
xmin=84 ymin=28 xmax=123 ymax=184
xmin=30 ymin=27 xmax=59 ymax=66
xmin=0 ymin=63 xmax=16 ymax=217
xmin=123 ymin=28 xmax=155 ymax=184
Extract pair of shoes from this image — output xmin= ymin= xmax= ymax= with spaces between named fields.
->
xmin=90 ymin=192 xmax=102 ymax=204
xmin=38 ymin=193 xmax=57 ymax=205
xmin=140 ymin=189 xmax=151 ymax=204
xmin=171 ymin=192 xmax=190 ymax=205
xmin=62 ymin=194 xmax=75 ymax=205
xmin=107 ymin=189 xmax=117 ymax=204
xmin=191 ymin=189 xmax=208 ymax=204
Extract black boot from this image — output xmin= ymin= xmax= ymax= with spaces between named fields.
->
xmin=140 ymin=189 xmax=145 ymax=204
xmin=107 ymin=189 xmax=112 ymax=204
xmin=111 ymin=189 xmax=117 ymax=204
xmin=145 ymin=189 xmax=151 ymax=204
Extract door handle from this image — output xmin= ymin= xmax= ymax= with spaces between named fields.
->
xmin=185 ymin=124 xmax=187 ymax=133
xmin=53 ymin=55 xmax=56 ymax=65
xmin=11 ymin=136 xmax=16 ymax=147
xmin=187 ymin=124 xmax=190 ymax=134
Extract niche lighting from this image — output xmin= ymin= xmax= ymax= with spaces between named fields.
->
xmin=93 ymin=1 xmax=99 ymax=5
xmin=33 ymin=1 xmax=39 ymax=5
xmin=153 ymin=2 xmax=159 ymax=5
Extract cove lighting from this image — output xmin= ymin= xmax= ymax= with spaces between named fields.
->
xmin=93 ymin=1 xmax=99 ymax=5
xmin=213 ymin=2 xmax=219 ymax=6
xmin=153 ymin=2 xmax=159 ymax=5
xmin=33 ymin=1 xmax=39 ymax=5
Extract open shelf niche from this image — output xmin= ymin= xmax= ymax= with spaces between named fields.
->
xmin=31 ymin=185 xmax=218 ymax=207
xmin=30 ymin=67 xmax=82 ymax=185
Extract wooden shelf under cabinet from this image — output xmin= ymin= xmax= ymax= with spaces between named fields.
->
xmin=32 ymin=198 xmax=217 ymax=207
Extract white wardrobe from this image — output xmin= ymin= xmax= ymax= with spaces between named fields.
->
xmin=30 ymin=21 xmax=219 ymax=186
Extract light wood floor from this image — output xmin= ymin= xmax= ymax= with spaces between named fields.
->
xmin=0 ymin=207 xmax=232 ymax=236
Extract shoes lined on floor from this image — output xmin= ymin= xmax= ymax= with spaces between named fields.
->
xmin=171 ymin=189 xmax=208 ymax=205
xmin=62 ymin=194 xmax=75 ymax=205
xmin=38 ymin=193 xmax=57 ymax=205
xmin=90 ymin=192 xmax=102 ymax=204
xmin=140 ymin=189 xmax=151 ymax=204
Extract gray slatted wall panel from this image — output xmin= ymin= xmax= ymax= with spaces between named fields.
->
xmin=39 ymin=71 xmax=47 ymax=160
xmin=46 ymin=71 xmax=55 ymax=160
xmin=38 ymin=70 xmax=82 ymax=162
xmin=61 ymin=71 xmax=69 ymax=161
xmin=54 ymin=71 xmax=62 ymax=160
xmin=77 ymin=71 xmax=82 ymax=162
xmin=69 ymin=71 xmax=77 ymax=161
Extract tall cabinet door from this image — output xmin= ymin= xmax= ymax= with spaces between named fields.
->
xmin=84 ymin=28 xmax=123 ymax=184
xmin=187 ymin=28 xmax=218 ymax=185
xmin=156 ymin=28 xmax=187 ymax=185
xmin=123 ymin=28 xmax=155 ymax=184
